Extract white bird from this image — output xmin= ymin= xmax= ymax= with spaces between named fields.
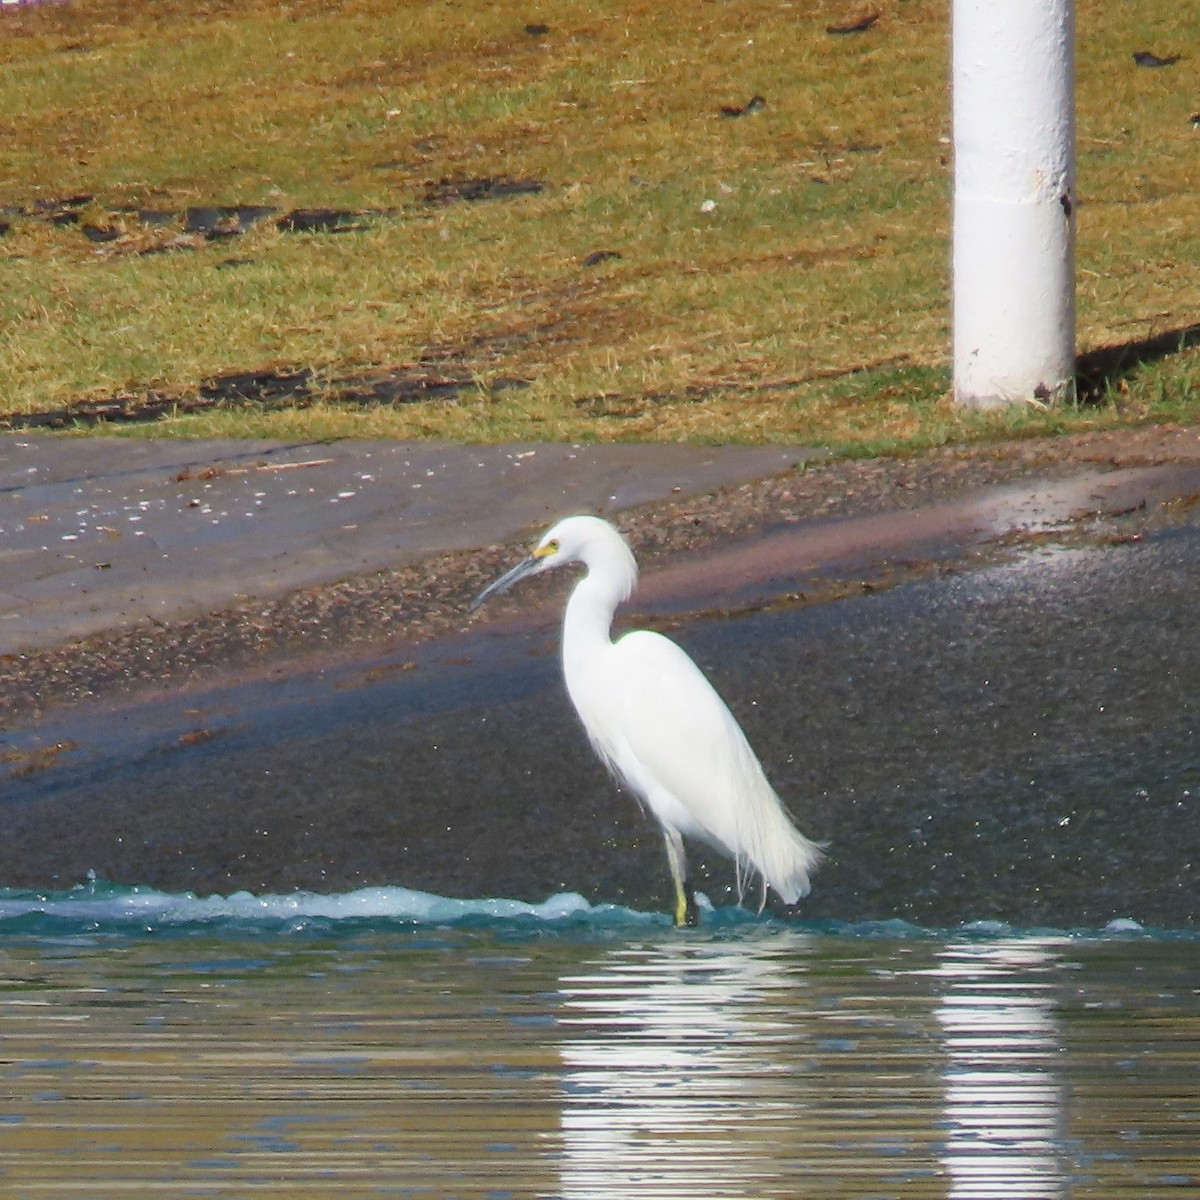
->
xmin=472 ymin=515 xmax=822 ymax=926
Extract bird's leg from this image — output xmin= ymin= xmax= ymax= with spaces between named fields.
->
xmin=663 ymin=828 xmax=699 ymax=928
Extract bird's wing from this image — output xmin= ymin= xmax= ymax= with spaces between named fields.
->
xmin=602 ymin=630 xmax=820 ymax=903
xmin=605 ymin=632 xmax=769 ymax=846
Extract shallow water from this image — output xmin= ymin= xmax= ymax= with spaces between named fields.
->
xmin=0 ymin=887 xmax=1197 ymax=1198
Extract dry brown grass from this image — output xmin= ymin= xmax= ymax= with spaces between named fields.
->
xmin=0 ymin=0 xmax=1196 ymax=449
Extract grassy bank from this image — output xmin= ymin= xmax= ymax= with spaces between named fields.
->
xmin=0 ymin=0 xmax=1196 ymax=449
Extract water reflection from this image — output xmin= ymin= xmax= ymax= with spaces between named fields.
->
xmin=556 ymin=936 xmax=808 ymax=1199
xmin=935 ymin=940 xmax=1065 ymax=1198
xmin=0 ymin=924 xmax=1193 ymax=1195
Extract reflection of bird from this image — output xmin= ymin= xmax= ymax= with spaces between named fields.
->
xmin=472 ymin=515 xmax=822 ymax=926
xmin=1132 ymin=50 xmax=1180 ymax=67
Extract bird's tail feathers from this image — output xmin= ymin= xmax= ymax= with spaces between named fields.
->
xmin=730 ymin=745 xmax=823 ymax=907
xmin=746 ymin=817 xmax=824 ymax=907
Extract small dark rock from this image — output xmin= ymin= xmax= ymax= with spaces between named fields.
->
xmin=81 ymin=224 xmax=121 ymax=244
xmin=720 ymin=95 xmax=766 ymax=118
xmin=826 ymin=13 xmax=879 ymax=34
xmin=524 ymin=22 xmax=550 ymax=36
xmin=582 ymin=250 xmax=622 ymax=267
xmin=1132 ymin=51 xmax=1180 ymax=68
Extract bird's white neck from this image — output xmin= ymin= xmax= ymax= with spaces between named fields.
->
xmin=561 ymin=540 xmax=636 ymax=685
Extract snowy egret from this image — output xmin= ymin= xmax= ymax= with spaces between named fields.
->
xmin=472 ymin=515 xmax=822 ymax=926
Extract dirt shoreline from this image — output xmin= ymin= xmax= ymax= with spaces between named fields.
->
xmin=5 ymin=424 xmax=1200 ymax=727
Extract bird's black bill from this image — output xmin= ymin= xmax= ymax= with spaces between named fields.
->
xmin=469 ymin=554 xmax=543 ymax=612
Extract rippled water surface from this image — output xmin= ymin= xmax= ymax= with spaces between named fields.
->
xmin=0 ymin=888 xmax=1196 ymax=1198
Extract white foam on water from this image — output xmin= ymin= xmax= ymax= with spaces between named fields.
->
xmin=0 ymin=881 xmax=660 ymax=931
xmin=1103 ymin=916 xmax=1145 ymax=934
xmin=0 ymin=881 xmax=1191 ymax=940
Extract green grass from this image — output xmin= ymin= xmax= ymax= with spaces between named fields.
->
xmin=0 ymin=0 xmax=1196 ymax=449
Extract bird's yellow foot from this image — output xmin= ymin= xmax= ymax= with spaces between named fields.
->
xmin=673 ymin=883 xmax=700 ymax=928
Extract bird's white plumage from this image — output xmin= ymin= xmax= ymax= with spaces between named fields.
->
xmin=570 ymin=630 xmax=817 ymax=904
xmin=472 ymin=514 xmax=822 ymax=923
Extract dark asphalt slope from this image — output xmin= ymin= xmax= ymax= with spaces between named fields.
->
xmin=7 ymin=429 xmax=1200 ymax=926
xmin=2 ymin=426 xmax=1200 ymax=927
xmin=3 ymin=515 xmax=1197 ymax=929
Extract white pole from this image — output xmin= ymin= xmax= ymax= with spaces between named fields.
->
xmin=952 ymin=0 xmax=1076 ymax=409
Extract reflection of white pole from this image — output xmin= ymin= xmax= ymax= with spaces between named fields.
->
xmin=936 ymin=941 xmax=1065 ymax=1199
xmin=953 ymin=0 xmax=1076 ymax=409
